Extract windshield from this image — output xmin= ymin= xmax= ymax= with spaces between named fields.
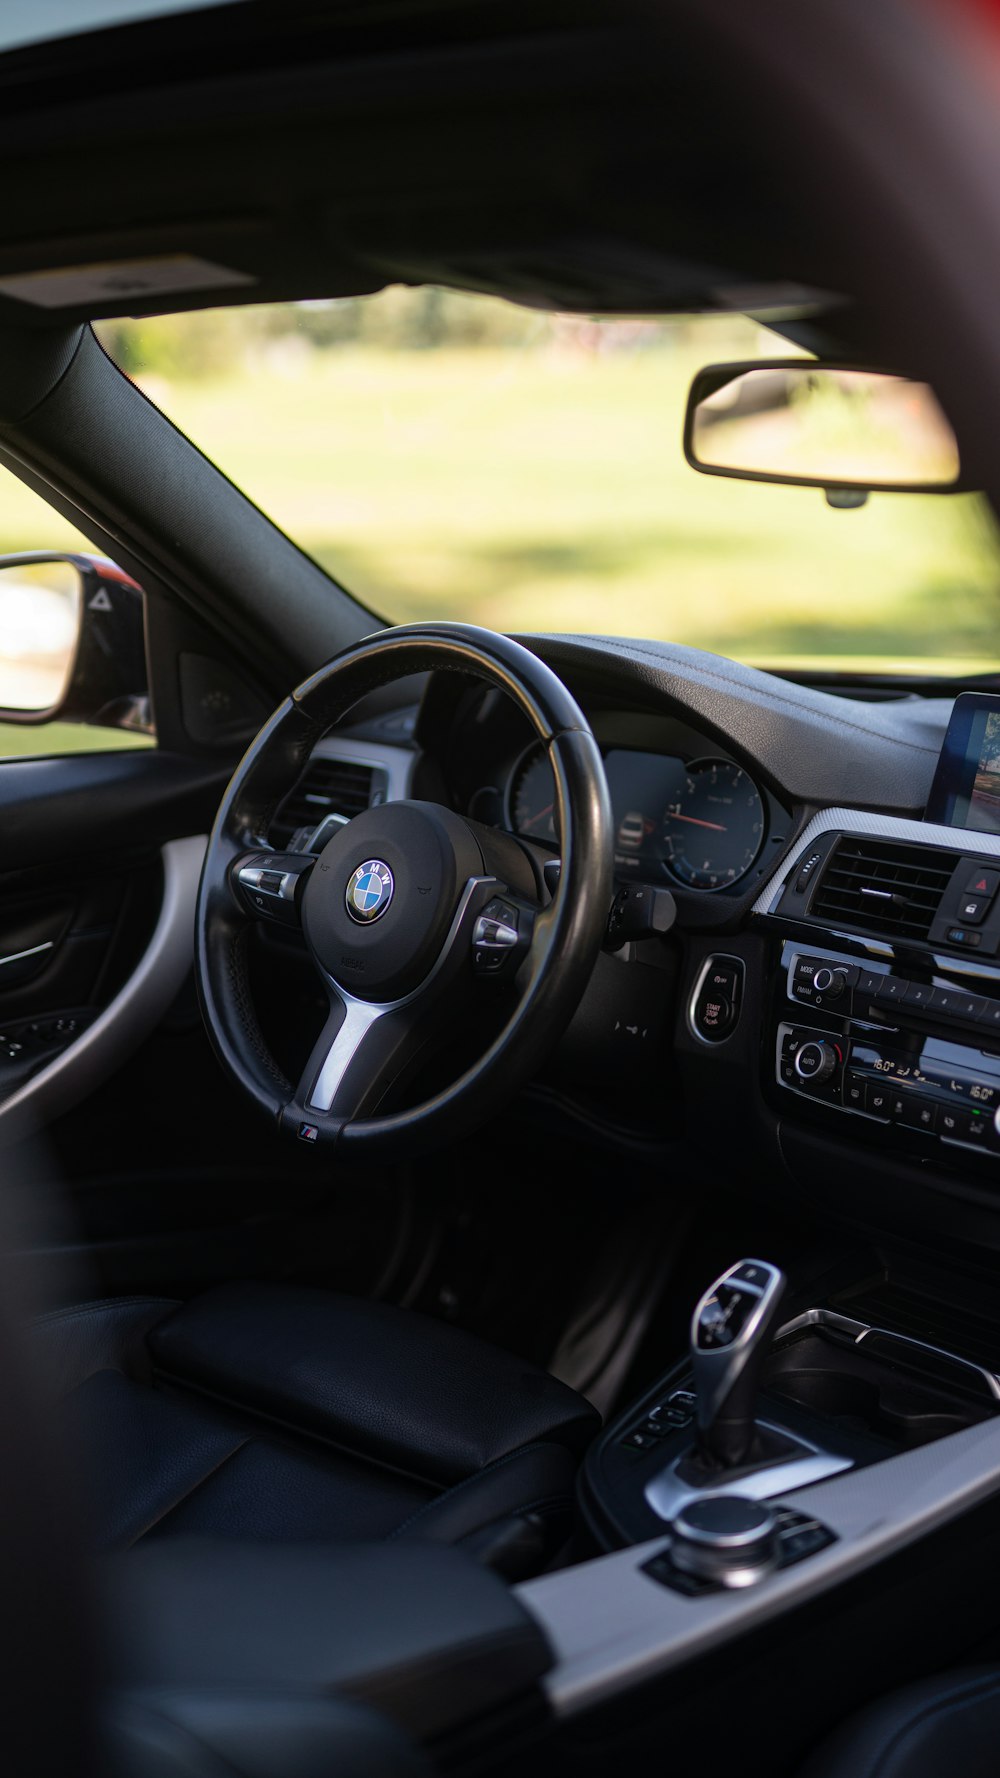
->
xmin=97 ymin=291 xmax=1000 ymax=677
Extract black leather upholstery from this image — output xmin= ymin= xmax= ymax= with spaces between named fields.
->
xmin=106 ymin=1539 xmax=553 ymax=1743
xmin=36 ymin=1282 xmax=599 ymax=1575
xmin=109 ymin=1694 xmax=431 ymax=1778
xmin=799 ymin=1668 xmax=1000 ymax=1778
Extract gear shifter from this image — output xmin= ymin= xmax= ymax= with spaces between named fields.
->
xmin=690 ymin=1258 xmax=786 ymax=1467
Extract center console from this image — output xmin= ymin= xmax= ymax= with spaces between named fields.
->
xmin=581 ymin=1261 xmax=999 ymax=1552
xmin=520 ymin=1255 xmax=1000 ymax=1746
xmin=509 ymin=699 xmax=1000 ymax=1758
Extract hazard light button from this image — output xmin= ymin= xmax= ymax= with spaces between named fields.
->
xmin=964 ymin=867 xmax=1000 ymax=901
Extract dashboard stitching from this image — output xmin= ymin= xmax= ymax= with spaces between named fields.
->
xmin=537 ymin=637 xmax=942 ymax=755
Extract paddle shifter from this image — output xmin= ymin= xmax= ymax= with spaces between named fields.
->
xmin=690 ymin=1258 xmax=787 ymax=1467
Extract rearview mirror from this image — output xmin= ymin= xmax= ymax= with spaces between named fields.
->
xmin=684 ymin=360 xmax=964 ymax=495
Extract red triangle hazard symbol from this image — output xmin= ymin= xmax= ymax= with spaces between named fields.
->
xmin=975 ymin=877 xmax=988 ymax=891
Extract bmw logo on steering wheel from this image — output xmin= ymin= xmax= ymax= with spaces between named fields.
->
xmin=345 ymin=859 xmax=395 ymax=924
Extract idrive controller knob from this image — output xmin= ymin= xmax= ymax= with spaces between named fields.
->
xmin=671 ymin=1495 xmax=779 ymax=1587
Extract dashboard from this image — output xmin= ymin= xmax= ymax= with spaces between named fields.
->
xmin=270 ymin=632 xmax=1000 ymax=1268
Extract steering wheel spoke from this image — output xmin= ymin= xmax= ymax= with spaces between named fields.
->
xmin=297 ymin=992 xmax=428 ymax=1123
xmin=231 ymin=849 xmax=315 ymax=928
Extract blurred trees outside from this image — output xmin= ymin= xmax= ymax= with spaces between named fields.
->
xmin=95 ymin=287 xmax=700 ymax=380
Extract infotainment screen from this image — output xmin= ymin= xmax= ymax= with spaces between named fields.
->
xmin=926 ymin=691 xmax=1000 ymax=831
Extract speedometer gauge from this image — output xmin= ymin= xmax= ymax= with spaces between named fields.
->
xmin=507 ymin=741 xmax=559 ymax=845
xmin=661 ymin=757 xmax=764 ymax=890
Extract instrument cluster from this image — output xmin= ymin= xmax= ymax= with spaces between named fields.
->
xmin=506 ymin=742 xmax=767 ymax=892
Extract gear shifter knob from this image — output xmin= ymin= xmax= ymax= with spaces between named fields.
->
xmin=690 ymin=1259 xmax=786 ymax=1467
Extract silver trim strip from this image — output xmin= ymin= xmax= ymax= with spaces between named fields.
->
xmin=306 ymin=876 xmax=497 ymax=1113
xmin=0 ymin=835 xmax=206 ymax=1145
xmin=686 ymin=953 xmax=744 ymax=1046
xmin=518 ymin=1413 xmax=1000 ymax=1717
xmin=0 ymin=940 xmax=53 ymax=970
xmin=753 ymin=805 xmax=1000 ymax=918
xmin=306 ymin=736 xmax=415 ymax=805
xmin=644 ymin=1421 xmax=852 ymax=1521
xmin=307 ymin=996 xmax=387 ymax=1111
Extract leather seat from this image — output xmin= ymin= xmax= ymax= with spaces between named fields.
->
xmin=33 ymin=1282 xmax=599 ymax=1578
xmin=110 ymin=1692 xmax=431 ymax=1778
xmin=799 ymin=1668 xmax=1000 ymax=1778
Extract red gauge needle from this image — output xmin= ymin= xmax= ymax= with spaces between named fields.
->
xmin=523 ymin=803 xmax=555 ymax=830
xmin=668 ymin=814 xmax=728 ymax=832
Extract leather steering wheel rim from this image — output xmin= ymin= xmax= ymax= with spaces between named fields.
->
xmin=195 ymin=622 xmax=613 ymax=1158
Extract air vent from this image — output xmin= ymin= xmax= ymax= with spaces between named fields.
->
xmin=269 ymin=757 xmax=385 ymax=847
xmin=809 ymin=837 xmax=957 ymax=941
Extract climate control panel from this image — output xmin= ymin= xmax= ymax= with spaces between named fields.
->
xmin=778 ymin=1022 xmax=1000 ymax=1155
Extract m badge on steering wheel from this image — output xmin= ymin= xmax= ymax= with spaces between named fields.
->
xmin=345 ymin=859 xmax=394 ymax=924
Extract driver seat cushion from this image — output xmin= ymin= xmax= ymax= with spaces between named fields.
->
xmin=797 ymin=1668 xmax=1000 ymax=1778
xmin=33 ymin=1282 xmax=599 ymax=1565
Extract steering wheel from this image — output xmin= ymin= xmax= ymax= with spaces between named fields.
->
xmin=195 ymin=623 xmax=613 ymax=1157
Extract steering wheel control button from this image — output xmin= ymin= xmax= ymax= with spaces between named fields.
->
xmin=690 ymin=954 xmax=744 ymax=1043
xmin=345 ymin=859 xmax=394 ymax=924
xmin=670 ymin=1496 xmax=779 ymax=1588
xmin=235 ymin=854 xmax=312 ymax=925
xmin=472 ymin=894 xmax=530 ymax=977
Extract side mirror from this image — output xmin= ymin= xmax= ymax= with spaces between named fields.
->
xmin=684 ymin=360 xmax=965 ymax=497
xmin=0 ymin=552 xmax=150 ymax=730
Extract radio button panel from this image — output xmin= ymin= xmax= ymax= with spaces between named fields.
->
xmin=776 ymin=936 xmax=1000 ymax=1162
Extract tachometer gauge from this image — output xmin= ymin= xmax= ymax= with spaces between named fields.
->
xmin=661 ymin=757 xmax=764 ymax=890
xmin=507 ymin=741 xmax=559 ymax=844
